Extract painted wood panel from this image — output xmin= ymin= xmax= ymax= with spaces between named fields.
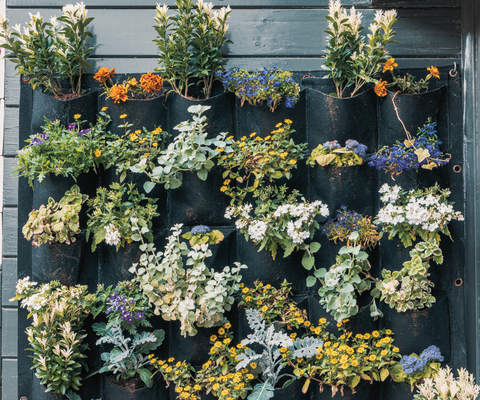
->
xmin=2 ymin=259 xmax=17 ymax=307
xmin=4 ymin=108 xmax=19 ymax=157
xmin=6 ymin=8 xmax=460 ymax=58
xmin=3 ymin=158 xmax=17 ymax=207
xmin=2 ymin=208 xmax=17 ymax=257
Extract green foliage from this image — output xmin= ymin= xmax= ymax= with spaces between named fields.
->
xmin=11 ymin=278 xmax=97 ymax=395
xmin=322 ymin=1 xmax=397 ymax=97
xmin=0 ymin=5 xmax=93 ymax=96
xmin=92 ymin=322 xmax=164 ymax=388
xmin=378 ymin=239 xmax=443 ymax=312
xmin=307 ymin=142 xmax=364 ymax=167
xmin=131 ymin=105 xmax=230 ymax=192
xmin=218 ymin=121 xmax=306 ymax=204
xmin=23 ymin=185 xmax=88 ymax=247
xmin=181 ymin=229 xmax=224 ymax=246
xmin=130 ymin=223 xmax=246 ymax=337
xmin=153 ymin=0 xmax=232 ymax=99
xmin=86 ymin=182 xmax=158 ymax=251
xmin=14 ymin=114 xmax=110 ymax=187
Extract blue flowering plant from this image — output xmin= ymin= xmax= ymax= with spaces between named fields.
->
xmin=15 ymin=113 xmax=111 ymax=187
xmin=323 ymin=206 xmax=381 ymax=249
xmin=369 ymin=119 xmax=451 ymax=177
xmin=307 ymin=139 xmax=367 ymax=167
xmin=181 ymin=225 xmax=225 ymax=246
xmin=216 ymin=65 xmax=300 ymax=111
xmin=392 ymin=345 xmax=443 ymax=391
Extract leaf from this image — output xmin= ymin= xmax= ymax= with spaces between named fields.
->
xmin=302 ymin=255 xmax=315 ymax=270
xmin=415 ymin=148 xmax=430 ymax=163
xmin=306 ymin=276 xmax=317 ymax=287
xmin=421 ymin=162 xmax=437 ymax=170
xmin=169 ymin=178 xmax=182 ymax=189
xmin=197 ymin=169 xmax=208 ymax=181
xmin=309 ymin=242 xmax=321 ymax=253
xmin=248 ymin=382 xmax=275 ymax=400
xmin=380 ymin=367 xmax=390 ymax=382
xmin=404 ymin=139 xmax=414 ymax=148
xmin=143 ymin=181 xmax=156 ymax=193
xmin=315 ymin=154 xmax=336 ymax=166
xmin=271 ymin=171 xmax=283 ymax=179
xmin=351 ymin=375 xmax=361 ymax=388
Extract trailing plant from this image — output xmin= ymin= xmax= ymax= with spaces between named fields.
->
xmin=0 ymin=3 xmax=94 ymax=97
xmin=129 ymin=223 xmax=246 ymax=337
xmin=238 ymin=280 xmax=309 ymax=330
xmin=22 ymin=185 xmax=88 ymax=247
xmin=392 ymin=345 xmax=443 ymax=391
xmin=94 ymin=280 xmax=153 ymax=336
xmin=413 ymin=366 xmax=480 ymax=400
xmin=11 ymin=278 xmax=97 ymax=397
xmin=153 ymin=0 xmax=232 ymax=99
xmin=236 ymin=309 xmax=323 ymax=400
xmin=288 ymin=319 xmax=402 ymax=396
xmin=181 ymin=224 xmax=224 ymax=246
xmin=369 ymin=119 xmax=451 ymax=176
xmin=307 ymin=139 xmax=367 ymax=167
xmin=375 ymin=183 xmax=464 ymax=247
xmin=91 ymin=322 xmax=164 ymax=388
xmin=315 ymin=232 xmax=382 ymax=322
xmin=225 ymin=184 xmax=328 ymax=263
xmin=131 ymin=105 xmax=231 ymax=192
xmin=14 ymin=113 xmax=110 ymax=187
xmin=86 ymin=182 xmax=158 ymax=251
xmin=375 ymin=59 xmax=441 ymax=96
xmin=378 ymin=239 xmax=443 ymax=312
xmin=218 ymin=120 xmax=306 ymax=204
xmin=323 ymin=0 xmax=397 ymax=98
xmin=94 ymin=68 xmax=164 ymax=102
xmin=216 ymin=65 xmax=301 ymax=111
xmin=322 ymin=206 xmax=381 ymax=249
xmin=99 ymin=112 xmax=169 ymax=182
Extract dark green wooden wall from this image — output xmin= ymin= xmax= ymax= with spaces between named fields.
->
xmin=2 ymin=0 xmax=466 ymax=399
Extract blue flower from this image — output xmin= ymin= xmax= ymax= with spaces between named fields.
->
xmin=400 ymin=355 xmax=425 ymax=374
xmin=190 ymin=225 xmax=211 ymax=235
xmin=30 ymin=137 xmax=44 ymax=146
xmin=419 ymin=345 xmax=443 ymax=363
xmin=78 ymin=128 xmax=91 ymax=137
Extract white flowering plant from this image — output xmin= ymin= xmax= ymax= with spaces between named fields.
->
xmin=323 ymin=0 xmax=397 ymax=98
xmin=225 ymin=185 xmax=329 ymax=265
xmin=129 ymin=223 xmax=246 ymax=337
xmin=0 ymin=3 xmax=94 ymax=97
xmin=378 ymin=239 xmax=443 ymax=312
xmin=86 ymin=183 xmax=159 ymax=251
xmin=10 ymin=278 xmax=97 ymax=397
xmin=375 ymin=183 xmax=464 ymax=248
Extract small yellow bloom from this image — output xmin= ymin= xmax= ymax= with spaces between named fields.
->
xmin=284 ymin=119 xmax=292 ymax=124
xmin=262 ymin=305 xmax=268 ymax=312
xmin=393 ymin=347 xmax=400 ymax=353
xmin=217 ymin=147 xmax=224 ymax=152
xmin=218 ymin=327 xmax=225 ymax=335
xmin=364 ymin=333 xmax=371 ymax=340
xmin=265 ymin=284 xmax=271 ymax=289
xmin=357 ymin=347 xmax=365 ymax=354
xmin=372 ymin=331 xmax=380 ymax=338
xmin=381 ymin=350 xmax=388 ymax=356
xmin=386 ymin=329 xmax=392 ymax=335
xmin=74 ymin=114 xmax=81 ymax=119
xmin=275 ymin=123 xmax=282 ymax=128
xmin=289 ymin=160 xmax=297 ymax=165
xmin=250 ymin=362 xmax=257 ymax=369
xmin=319 ymin=318 xmax=327 ymax=325
xmin=210 ymin=335 xmax=217 ymax=342
xmin=257 ymin=300 xmax=262 ymax=305
xmin=194 ymin=384 xmax=202 ymax=391
xmin=120 ymin=114 xmax=127 ymax=119
xmin=101 ymin=107 xmax=108 ymax=112
xmin=369 ymin=354 xmax=376 ymax=362
xmin=304 ymin=321 xmax=311 ymax=327
xmin=427 ymin=66 xmax=440 ymax=79
xmin=220 ymin=186 xmax=228 ymax=192
xmin=374 ymin=79 xmax=388 ymax=97
xmin=135 ymin=129 xmax=141 ymax=134
xmin=382 ymin=58 xmax=398 ymax=73
xmin=95 ymin=149 xmax=101 ymax=157
xmin=152 ymin=143 xmax=158 ymax=147
xmin=168 ymin=357 xmax=175 ymax=362
xmin=225 ymin=322 xmax=232 ymax=329
xmin=250 ymin=132 xmax=256 ymax=137
xmin=290 ymin=333 xmax=297 ymax=339
xmin=241 ymin=136 xmax=246 ymax=141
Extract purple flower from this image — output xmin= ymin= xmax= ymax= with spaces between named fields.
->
xmin=322 ymin=140 xmax=341 ymax=150
xmin=77 ymin=128 xmax=91 ymax=137
xmin=30 ymin=137 xmax=44 ymax=146
xmin=68 ymin=122 xmax=77 ymax=130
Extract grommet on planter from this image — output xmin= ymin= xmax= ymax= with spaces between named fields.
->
xmin=30 ymin=89 xmax=98 ymax=136
xmin=103 ymin=374 xmax=168 ymax=400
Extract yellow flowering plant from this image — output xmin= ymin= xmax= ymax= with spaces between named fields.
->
xmin=217 ymin=120 xmax=306 ymax=205
xmin=238 ymin=280 xmax=309 ymax=330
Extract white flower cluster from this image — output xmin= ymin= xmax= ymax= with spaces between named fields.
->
xmin=248 ymin=220 xmax=268 ymax=241
xmin=21 ymin=283 xmax=51 ymax=311
xmin=379 ymin=183 xmax=401 ymax=203
xmin=105 ymin=224 xmax=121 ymax=246
xmin=15 ymin=276 xmax=37 ymax=295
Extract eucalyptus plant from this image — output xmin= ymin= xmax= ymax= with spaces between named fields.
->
xmin=154 ymin=0 xmax=232 ymax=99
xmin=0 ymin=3 xmax=94 ymax=97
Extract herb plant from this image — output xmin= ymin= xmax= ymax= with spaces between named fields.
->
xmin=307 ymin=139 xmax=367 ymax=167
xmin=86 ymin=182 xmax=159 ymax=251
xmin=129 ymin=223 xmax=246 ymax=337
xmin=14 ymin=113 xmax=110 ymax=187
xmin=23 ymin=185 xmax=88 ymax=247
xmin=218 ymin=121 xmax=306 ymax=204
xmin=375 ymin=183 xmax=464 ymax=247
xmin=0 ymin=4 xmax=94 ymax=97
xmin=216 ymin=65 xmax=301 ymax=111
xmin=369 ymin=119 xmax=451 ymax=176
xmin=154 ymin=0 xmax=232 ymax=99
xmin=131 ymin=105 xmax=231 ymax=192
xmin=11 ymin=278 xmax=97 ymax=397
xmin=323 ymin=0 xmax=397 ymax=97
xmin=92 ymin=322 xmax=165 ymax=388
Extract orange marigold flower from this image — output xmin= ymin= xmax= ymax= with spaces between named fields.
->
xmin=128 ymin=78 xmax=138 ymax=87
xmin=110 ymin=84 xmax=128 ymax=103
xmin=94 ymin=66 xmax=116 ymax=82
xmin=140 ymin=72 xmax=164 ymax=93
xmin=427 ymin=66 xmax=440 ymax=79
xmin=382 ymin=58 xmax=398 ymax=73
xmin=374 ymin=79 xmax=388 ymax=97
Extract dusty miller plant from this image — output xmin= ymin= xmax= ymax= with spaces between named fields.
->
xmin=129 ymin=223 xmax=246 ymax=337
xmin=236 ymin=309 xmax=323 ymax=400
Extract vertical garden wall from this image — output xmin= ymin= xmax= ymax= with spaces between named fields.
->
xmin=2 ymin=0 xmax=469 ymax=400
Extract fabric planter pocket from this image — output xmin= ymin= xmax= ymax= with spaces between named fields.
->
xmin=312 ymin=380 xmax=377 ymax=400
xmin=272 ymin=379 xmax=310 ymax=400
xmin=32 ymin=375 xmax=66 ymax=400
xmin=235 ymin=91 xmax=305 ymax=141
xmin=103 ymin=374 xmax=168 ymax=400
xmin=31 ymin=89 xmax=98 ymax=136
xmin=100 ymin=96 xmax=166 ymax=137
xmin=380 ymin=381 xmax=414 ymax=400
xmin=377 ymin=86 xmax=445 ymax=148
xmin=31 ymin=233 xmax=86 ymax=286
xmin=166 ymin=91 xmax=235 ymax=137
xmin=305 ymin=87 xmax=377 ymax=153
xmin=381 ymin=295 xmax=451 ymax=363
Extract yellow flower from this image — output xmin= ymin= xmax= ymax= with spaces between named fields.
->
xmin=250 ymin=132 xmax=256 ymax=137
xmin=241 ymin=136 xmax=246 ymax=141
xmin=223 ymin=338 xmax=231 ymax=344
xmin=265 ymin=284 xmax=271 ymax=289
xmin=357 ymin=347 xmax=365 ymax=354
xmin=213 ymin=383 xmax=220 ymax=391
xmin=261 ymin=305 xmax=268 ymax=312
xmin=337 ymin=322 xmax=343 ymax=328
xmin=176 ymin=387 xmax=184 ymax=393
xmin=341 ymin=363 xmax=349 ymax=370
xmin=280 ymin=152 xmax=288 ymax=159
xmin=194 ymin=384 xmax=202 ymax=391
xmin=245 ymin=296 xmax=252 ymax=302
xmin=290 ymin=333 xmax=297 ymax=339
xmin=247 ymin=373 xmax=254 ymax=380
xmin=223 ymin=179 xmax=231 ymax=185
xmin=319 ymin=318 xmax=327 ymax=325
xmin=250 ymin=362 xmax=257 ymax=369
xmin=289 ymin=160 xmax=296 ymax=165
xmin=148 ymin=354 xmax=154 ymax=359
xmin=242 ymin=288 xmax=249 ymax=293
xmin=351 ymin=360 xmax=359 ymax=367
xmin=356 ymin=334 xmax=364 ymax=339
xmin=129 ymin=133 xmax=138 ymax=141
xmin=135 ymin=129 xmax=141 ymax=134
xmin=101 ymin=107 xmax=108 ymax=112
xmin=152 ymin=143 xmax=158 ymax=147
xmin=304 ymin=321 xmax=311 ymax=327
xmin=374 ymin=79 xmax=388 ymax=97
xmin=257 ymin=300 xmax=262 ymax=305
xmin=364 ymin=333 xmax=371 ymax=340
xmin=296 ymin=317 xmax=304 ymax=324
xmin=210 ymin=335 xmax=217 ymax=342
xmin=73 ymin=114 xmax=81 ymax=119
xmin=372 ymin=331 xmax=380 ymax=338
xmin=218 ymin=328 xmax=225 ymax=335
xmin=144 ymin=153 xmax=150 ymax=158
xmin=369 ymin=354 xmax=376 ymax=361
xmin=120 ymin=114 xmax=127 ymax=119
xmin=275 ymin=123 xmax=282 ymax=128
xmin=217 ymin=147 xmax=224 ymax=152
xmin=393 ymin=347 xmax=400 ymax=353
xmin=427 ymin=66 xmax=440 ymax=79
xmin=209 ymin=377 xmax=215 ymax=382
xmin=386 ymin=329 xmax=392 ymax=335
xmin=264 ymin=135 xmax=271 ymax=141
xmin=225 ymin=322 xmax=232 ymax=329
xmin=95 ymin=149 xmax=101 ymax=157
xmin=382 ymin=57 xmax=398 ymax=73
xmin=284 ymin=119 xmax=292 ymax=124
xmin=238 ymin=142 xmax=245 ymax=147
xmin=168 ymin=357 xmax=175 ymax=362
xmin=220 ymin=186 xmax=228 ymax=192
xmin=381 ymin=350 xmax=388 ymax=356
